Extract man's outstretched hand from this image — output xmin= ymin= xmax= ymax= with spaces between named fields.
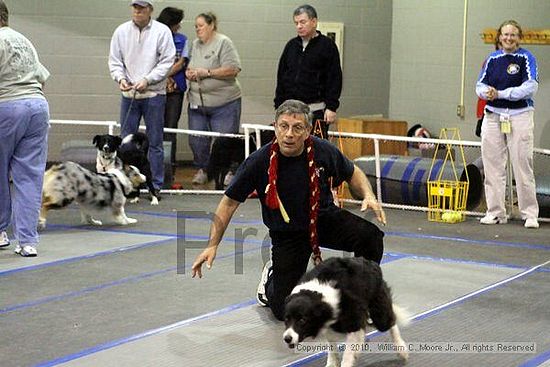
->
xmin=361 ymin=196 xmax=387 ymax=225
xmin=191 ymin=247 xmax=217 ymax=278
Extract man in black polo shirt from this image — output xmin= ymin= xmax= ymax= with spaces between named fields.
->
xmin=191 ymin=100 xmax=386 ymax=321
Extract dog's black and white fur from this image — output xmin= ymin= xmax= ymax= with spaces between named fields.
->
xmin=93 ymin=134 xmax=122 ymax=173
xmin=38 ymin=161 xmax=146 ymax=230
xmin=117 ymin=132 xmax=159 ymax=205
xmin=283 ymin=257 xmax=409 ymax=367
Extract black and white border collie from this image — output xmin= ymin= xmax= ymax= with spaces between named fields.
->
xmin=117 ymin=132 xmax=160 ymax=205
xmin=283 ymin=257 xmax=409 ymax=366
xmin=93 ymin=134 xmax=122 ymax=173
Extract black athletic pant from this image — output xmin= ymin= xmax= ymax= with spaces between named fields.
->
xmin=265 ymin=206 xmax=384 ymax=320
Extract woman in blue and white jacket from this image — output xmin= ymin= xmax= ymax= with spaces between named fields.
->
xmin=476 ymin=20 xmax=539 ymax=229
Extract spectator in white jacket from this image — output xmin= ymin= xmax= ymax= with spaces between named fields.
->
xmin=108 ymin=0 xmax=175 ymax=193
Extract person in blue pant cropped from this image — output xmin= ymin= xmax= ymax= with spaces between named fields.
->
xmin=0 ymin=0 xmax=50 ymax=257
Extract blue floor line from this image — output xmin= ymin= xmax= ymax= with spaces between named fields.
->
xmin=35 ymin=215 xmax=550 ymax=251
xmin=55 ymin=206 xmax=265 ymax=225
xmin=13 ymin=210 xmax=545 ymax=366
xmin=0 ymin=230 xmax=271 ymax=278
xmin=34 ymin=257 xmax=543 ymax=367
xmin=386 ymin=230 xmax=549 ymax=251
xmin=410 ymin=266 xmax=542 ymax=323
xmin=125 ymin=209 xmax=265 ymax=225
xmin=384 ymin=251 xmax=533 ymax=271
xmin=34 ymin=299 xmax=257 ymax=367
xmin=0 ymin=249 xmax=401 ymax=317
xmin=3 ymin=248 xmax=543 ymax=332
xmin=76 ymin=207 xmax=549 ymax=250
xmin=283 ymin=262 xmax=546 ymax=367
xmin=45 ymin=222 xmax=265 ymax=241
xmin=44 ymin=223 xmax=550 ymax=252
xmin=3 ymin=227 xmax=547 ymax=279
xmin=46 ymin=223 xmax=177 ymax=238
xmin=1 ymin=267 xmax=174 ymax=314
xmin=0 ymin=244 xmax=262 ymax=316
xmin=517 ymin=348 xmax=550 ymax=367
xmin=32 ymin=259 xmax=408 ymax=367
xmin=0 ymin=238 xmax=174 ymax=277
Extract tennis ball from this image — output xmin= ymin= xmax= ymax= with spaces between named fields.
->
xmin=441 ymin=211 xmax=463 ymax=223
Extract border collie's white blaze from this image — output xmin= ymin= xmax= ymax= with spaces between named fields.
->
xmin=93 ymin=134 xmax=122 ymax=173
xmin=283 ymin=257 xmax=409 ymax=366
xmin=283 ymin=279 xmax=340 ymax=348
xmin=291 ymin=279 xmax=341 ymax=317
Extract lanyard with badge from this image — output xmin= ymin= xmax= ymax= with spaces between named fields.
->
xmin=500 ymin=113 xmax=511 ymax=134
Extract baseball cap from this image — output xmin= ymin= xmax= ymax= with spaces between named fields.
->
xmin=131 ymin=0 xmax=153 ymax=7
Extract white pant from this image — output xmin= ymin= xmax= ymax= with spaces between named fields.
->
xmin=481 ymin=110 xmax=538 ymax=220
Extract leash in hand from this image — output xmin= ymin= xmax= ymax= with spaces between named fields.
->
xmin=121 ymin=89 xmax=137 ymax=128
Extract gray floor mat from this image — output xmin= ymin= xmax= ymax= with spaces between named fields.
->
xmin=0 ymin=228 xmax=169 ymax=273
xmin=58 ymin=258 xmax=522 ymax=367
xmin=302 ymin=271 xmax=550 ymax=367
xmin=2 ymin=197 xmax=548 ymax=367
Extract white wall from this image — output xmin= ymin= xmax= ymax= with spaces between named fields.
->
xmin=12 ymin=0 xmax=547 ymax=162
xmin=390 ymin=0 xmax=550 ymax=149
xmin=8 ymin=0 xmax=393 ymax=161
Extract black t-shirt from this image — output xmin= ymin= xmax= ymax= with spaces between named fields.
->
xmin=225 ymin=136 xmax=354 ymax=231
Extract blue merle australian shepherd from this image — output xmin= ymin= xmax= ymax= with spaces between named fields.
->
xmin=38 ymin=161 xmax=145 ymax=230
xmin=283 ymin=257 xmax=409 ymax=366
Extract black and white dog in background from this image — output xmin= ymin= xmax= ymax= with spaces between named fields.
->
xmin=93 ymin=134 xmax=122 ymax=173
xmin=207 ymin=137 xmax=248 ymax=190
xmin=39 ymin=161 xmax=146 ymax=230
xmin=283 ymin=257 xmax=409 ymax=367
xmin=117 ymin=132 xmax=160 ymax=205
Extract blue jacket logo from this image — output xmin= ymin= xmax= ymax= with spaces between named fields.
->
xmin=507 ymin=63 xmax=520 ymax=75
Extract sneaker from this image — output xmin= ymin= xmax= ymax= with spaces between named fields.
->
xmin=14 ymin=244 xmax=37 ymax=257
xmin=256 ymin=260 xmax=272 ymax=307
xmin=0 ymin=231 xmax=10 ymax=248
xmin=480 ymin=215 xmax=508 ymax=225
xmin=192 ymin=169 xmax=207 ymax=185
xmin=223 ymin=171 xmax=234 ymax=187
xmin=524 ymin=218 xmax=539 ymax=229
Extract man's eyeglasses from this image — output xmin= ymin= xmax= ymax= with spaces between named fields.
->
xmin=275 ymin=123 xmax=307 ymax=135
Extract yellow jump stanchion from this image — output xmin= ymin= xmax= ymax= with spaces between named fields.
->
xmin=427 ymin=128 xmax=469 ymax=223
